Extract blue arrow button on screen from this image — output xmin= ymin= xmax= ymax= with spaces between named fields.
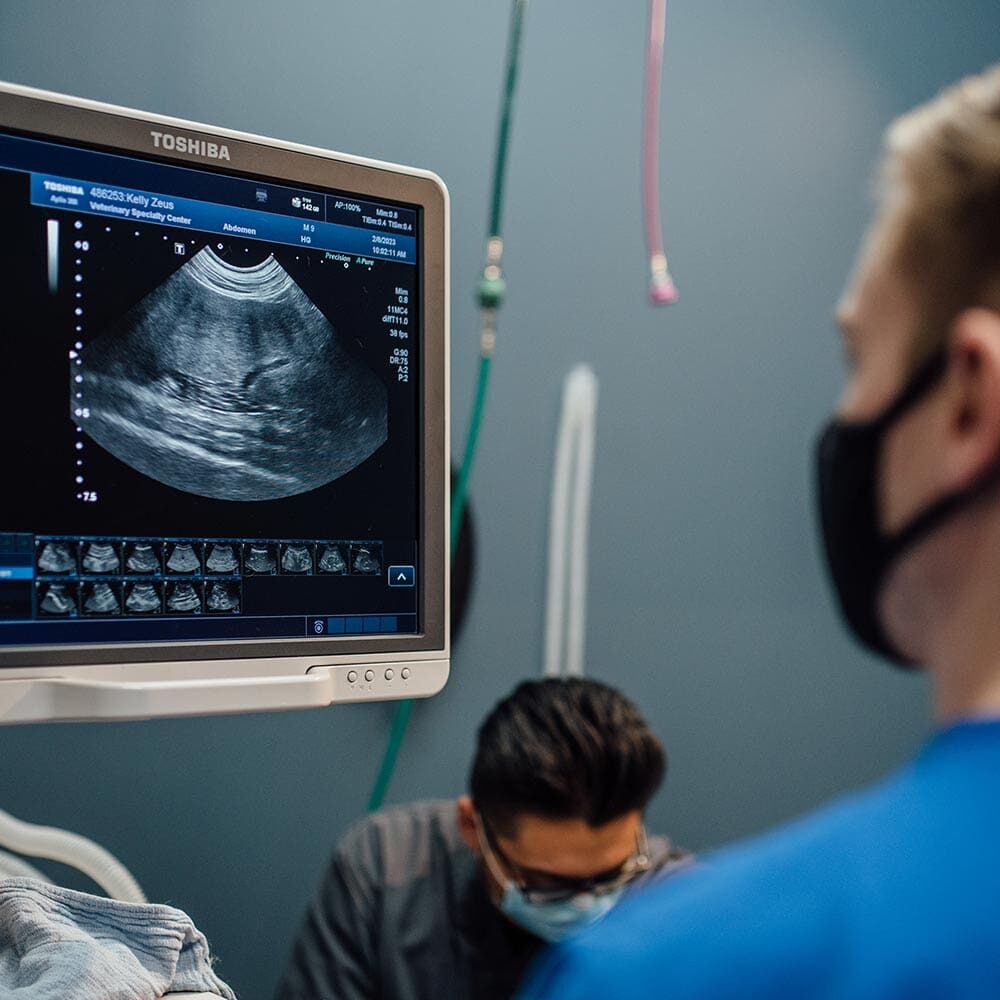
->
xmin=388 ymin=565 xmax=415 ymax=587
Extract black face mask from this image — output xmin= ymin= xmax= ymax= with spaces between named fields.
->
xmin=814 ymin=348 xmax=999 ymax=667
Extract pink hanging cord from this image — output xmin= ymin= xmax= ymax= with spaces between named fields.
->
xmin=643 ymin=0 xmax=678 ymax=305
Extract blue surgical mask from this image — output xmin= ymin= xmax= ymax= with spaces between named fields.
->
xmin=498 ymin=880 xmax=625 ymax=943
xmin=474 ymin=814 xmax=637 ymax=943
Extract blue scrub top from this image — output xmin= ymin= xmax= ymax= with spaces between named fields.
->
xmin=519 ymin=720 xmax=1000 ymax=1000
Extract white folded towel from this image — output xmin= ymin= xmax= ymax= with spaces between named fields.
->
xmin=0 ymin=877 xmax=236 ymax=999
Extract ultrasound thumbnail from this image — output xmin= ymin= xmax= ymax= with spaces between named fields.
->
xmin=318 ymin=544 xmax=347 ymax=575
xmin=351 ymin=543 xmax=382 ymax=575
xmin=281 ymin=544 xmax=314 ymax=574
xmin=244 ymin=544 xmax=277 ymax=575
xmin=38 ymin=582 xmax=78 ymax=615
xmin=206 ymin=543 xmax=240 ymax=574
xmin=165 ymin=542 xmax=202 ymax=574
xmin=125 ymin=541 xmax=162 ymax=575
xmin=82 ymin=581 xmax=122 ymax=615
xmin=125 ymin=581 xmax=163 ymax=614
xmin=166 ymin=581 xmax=203 ymax=614
xmin=206 ymin=582 xmax=240 ymax=613
xmin=37 ymin=540 xmax=77 ymax=575
xmin=81 ymin=541 xmax=122 ymax=574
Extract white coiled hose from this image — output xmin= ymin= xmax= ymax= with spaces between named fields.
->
xmin=0 ymin=848 xmax=50 ymax=883
xmin=544 ymin=365 xmax=599 ymax=678
xmin=0 ymin=808 xmax=146 ymax=902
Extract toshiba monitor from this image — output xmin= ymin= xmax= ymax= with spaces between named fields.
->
xmin=0 ymin=82 xmax=449 ymax=724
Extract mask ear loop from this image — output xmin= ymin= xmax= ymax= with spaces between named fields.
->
xmin=862 ymin=348 xmax=977 ymax=666
xmin=474 ymin=813 xmax=516 ymax=892
xmin=878 ymin=347 xmax=1000 ymax=569
xmin=869 ymin=348 xmax=950 ymax=431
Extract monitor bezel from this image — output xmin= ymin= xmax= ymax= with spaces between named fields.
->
xmin=0 ymin=81 xmax=449 ymax=671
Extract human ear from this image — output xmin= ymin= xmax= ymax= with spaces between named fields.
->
xmin=945 ymin=308 xmax=1000 ymax=490
xmin=456 ymin=795 xmax=481 ymax=854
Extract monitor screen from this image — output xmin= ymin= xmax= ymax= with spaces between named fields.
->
xmin=0 ymin=82 xmax=448 ymax=721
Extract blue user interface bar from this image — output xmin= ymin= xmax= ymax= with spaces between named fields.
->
xmin=0 ymin=131 xmax=416 ymax=263
xmin=31 ymin=174 xmax=416 ymax=262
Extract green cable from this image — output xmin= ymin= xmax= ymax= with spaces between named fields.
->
xmin=367 ymin=0 xmax=527 ymax=815
xmin=489 ymin=0 xmax=528 ymax=239
xmin=366 ymin=695 xmax=413 ymax=813
xmin=450 ymin=353 xmax=493 ymax=554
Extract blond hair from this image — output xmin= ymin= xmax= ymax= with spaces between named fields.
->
xmin=881 ymin=65 xmax=1000 ymax=355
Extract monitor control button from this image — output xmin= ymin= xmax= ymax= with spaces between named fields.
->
xmin=347 ymin=670 xmax=358 ymax=684
xmin=388 ymin=565 xmax=415 ymax=587
xmin=364 ymin=669 xmax=375 ymax=683
xmin=384 ymin=668 xmax=394 ymax=681
xmin=401 ymin=668 xmax=411 ymax=680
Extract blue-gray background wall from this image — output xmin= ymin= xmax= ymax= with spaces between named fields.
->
xmin=0 ymin=3 xmax=997 ymax=996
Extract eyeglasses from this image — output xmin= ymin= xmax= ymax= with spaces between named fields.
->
xmin=477 ymin=818 xmax=651 ymax=905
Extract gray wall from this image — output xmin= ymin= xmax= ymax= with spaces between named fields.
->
xmin=1 ymin=2 xmax=997 ymax=996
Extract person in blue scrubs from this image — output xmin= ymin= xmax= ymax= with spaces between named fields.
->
xmin=520 ymin=64 xmax=1000 ymax=1000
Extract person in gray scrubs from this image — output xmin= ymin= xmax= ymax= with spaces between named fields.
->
xmin=275 ymin=677 xmax=691 ymax=1000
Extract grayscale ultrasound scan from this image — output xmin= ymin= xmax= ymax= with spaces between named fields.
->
xmin=38 ymin=583 xmax=77 ymax=615
xmin=166 ymin=581 xmax=202 ymax=614
xmin=73 ymin=248 xmax=389 ymax=502
xmin=165 ymin=542 xmax=202 ymax=574
xmin=318 ymin=544 xmax=347 ymax=574
xmin=206 ymin=582 xmax=240 ymax=613
xmin=37 ymin=541 xmax=76 ymax=575
xmin=206 ymin=543 xmax=239 ymax=574
xmin=244 ymin=543 xmax=277 ymax=575
xmin=351 ymin=544 xmax=382 ymax=575
xmin=81 ymin=541 xmax=122 ymax=574
xmin=82 ymin=582 xmax=121 ymax=615
xmin=125 ymin=542 xmax=162 ymax=575
xmin=281 ymin=544 xmax=314 ymax=574
xmin=125 ymin=581 xmax=163 ymax=614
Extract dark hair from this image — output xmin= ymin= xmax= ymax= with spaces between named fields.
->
xmin=469 ymin=678 xmax=666 ymax=835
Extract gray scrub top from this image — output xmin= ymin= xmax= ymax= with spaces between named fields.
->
xmin=275 ymin=800 xmax=691 ymax=1000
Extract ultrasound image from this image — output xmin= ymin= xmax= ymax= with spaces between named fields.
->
xmin=125 ymin=581 xmax=162 ymax=614
xmin=81 ymin=541 xmax=121 ymax=574
xmin=74 ymin=248 xmax=389 ymax=501
xmin=166 ymin=581 xmax=202 ymax=614
xmin=125 ymin=542 xmax=162 ymax=574
xmin=82 ymin=582 xmax=121 ymax=615
xmin=37 ymin=541 xmax=77 ymax=575
xmin=165 ymin=542 xmax=202 ymax=574
xmin=244 ymin=543 xmax=277 ymax=575
xmin=318 ymin=544 xmax=347 ymax=574
xmin=206 ymin=543 xmax=239 ymax=574
xmin=38 ymin=582 xmax=77 ymax=615
xmin=206 ymin=582 xmax=240 ymax=613
xmin=281 ymin=544 xmax=314 ymax=574
xmin=351 ymin=544 xmax=382 ymax=575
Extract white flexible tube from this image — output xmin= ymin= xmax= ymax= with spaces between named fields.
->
xmin=0 ymin=808 xmax=146 ymax=902
xmin=0 ymin=849 xmax=51 ymax=883
xmin=544 ymin=376 xmax=575 ymax=677
xmin=565 ymin=368 xmax=598 ymax=677
xmin=544 ymin=365 xmax=599 ymax=678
